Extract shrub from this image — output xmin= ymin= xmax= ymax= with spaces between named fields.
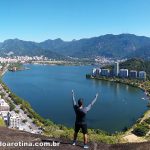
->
xmin=22 ymin=119 xmax=27 ymax=123
xmin=132 ymin=123 xmax=149 ymax=136
xmin=15 ymin=110 xmax=19 ymax=114
xmin=8 ymin=101 xmax=15 ymax=111
xmin=27 ymin=114 xmax=33 ymax=119
xmin=145 ymin=118 xmax=150 ymax=124
xmin=122 ymin=126 xmax=128 ymax=132
xmin=43 ymin=119 xmax=54 ymax=126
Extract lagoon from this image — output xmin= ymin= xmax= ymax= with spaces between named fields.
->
xmin=2 ymin=64 xmax=148 ymax=133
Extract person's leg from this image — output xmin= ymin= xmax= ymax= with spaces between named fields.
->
xmin=82 ymin=124 xmax=89 ymax=149
xmin=73 ymin=132 xmax=78 ymax=141
xmin=83 ymin=134 xmax=88 ymax=145
xmin=83 ymin=134 xmax=89 ymax=149
xmin=83 ymin=133 xmax=88 ymax=144
xmin=73 ymin=123 xmax=80 ymax=145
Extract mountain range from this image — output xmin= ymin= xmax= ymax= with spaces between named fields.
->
xmin=0 ymin=34 xmax=150 ymax=59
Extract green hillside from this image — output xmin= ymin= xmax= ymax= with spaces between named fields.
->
xmin=1 ymin=34 xmax=150 ymax=59
xmin=104 ymin=58 xmax=150 ymax=79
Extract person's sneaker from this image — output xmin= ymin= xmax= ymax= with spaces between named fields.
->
xmin=72 ymin=141 xmax=76 ymax=146
xmin=83 ymin=144 xmax=89 ymax=149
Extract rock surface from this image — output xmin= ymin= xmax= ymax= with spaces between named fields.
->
xmin=0 ymin=127 xmax=150 ymax=150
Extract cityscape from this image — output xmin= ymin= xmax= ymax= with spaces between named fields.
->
xmin=0 ymin=56 xmax=49 ymax=64
xmin=92 ymin=62 xmax=147 ymax=80
xmin=0 ymin=85 xmax=42 ymax=134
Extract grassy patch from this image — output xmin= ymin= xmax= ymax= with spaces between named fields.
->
xmin=0 ymin=117 xmax=6 ymax=127
xmin=132 ymin=123 xmax=149 ymax=136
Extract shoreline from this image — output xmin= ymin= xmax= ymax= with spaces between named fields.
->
xmin=87 ymin=75 xmax=150 ymax=98
xmin=86 ymin=75 xmax=150 ymax=141
xmin=28 ymin=60 xmax=95 ymax=66
xmin=0 ymin=65 xmax=150 ymax=143
xmin=0 ymin=66 xmax=122 ymax=144
xmin=1 ymin=68 xmax=8 ymax=76
xmin=1 ymin=64 xmax=9 ymax=77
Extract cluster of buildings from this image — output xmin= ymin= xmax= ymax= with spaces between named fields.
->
xmin=94 ymin=56 xmax=127 ymax=65
xmin=0 ymin=56 xmax=48 ymax=63
xmin=92 ymin=62 xmax=146 ymax=80
xmin=0 ymin=96 xmax=21 ymax=128
xmin=0 ymin=83 xmax=42 ymax=134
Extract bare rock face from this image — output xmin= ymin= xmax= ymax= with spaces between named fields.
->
xmin=0 ymin=127 xmax=150 ymax=150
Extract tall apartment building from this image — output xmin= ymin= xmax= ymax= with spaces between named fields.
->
xmin=119 ymin=69 xmax=128 ymax=78
xmin=129 ymin=70 xmax=138 ymax=78
xmin=101 ymin=69 xmax=110 ymax=76
xmin=114 ymin=62 xmax=119 ymax=76
xmin=0 ymin=98 xmax=10 ymax=111
xmin=139 ymin=71 xmax=146 ymax=79
xmin=8 ymin=112 xmax=21 ymax=129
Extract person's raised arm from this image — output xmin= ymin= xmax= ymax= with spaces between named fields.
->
xmin=85 ymin=93 xmax=98 ymax=112
xmin=72 ymin=90 xmax=76 ymax=106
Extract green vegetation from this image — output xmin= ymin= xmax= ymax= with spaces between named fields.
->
xmin=15 ymin=109 xmax=19 ymax=114
xmin=145 ymin=118 xmax=150 ymax=124
xmin=103 ymin=58 xmax=150 ymax=79
xmin=0 ymin=92 xmax=5 ymax=99
xmin=0 ymin=117 xmax=6 ymax=127
xmin=43 ymin=126 xmax=122 ymax=144
xmin=132 ymin=123 xmax=149 ymax=136
xmin=1 ymin=34 xmax=150 ymax=59
xmin=7 ymin=100 xmax=15 ymax=111
xmin=8 ymin=63 xmax=23 ymax=71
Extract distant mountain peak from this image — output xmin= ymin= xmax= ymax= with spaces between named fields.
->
xmin=0 ymin=34 xmax=150 ymax=59
xmin=54 ymin=38 xmax=63 ymax=41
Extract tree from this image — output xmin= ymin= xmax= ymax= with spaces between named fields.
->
xmin=132 ymin=123 xmax=149 ymax=136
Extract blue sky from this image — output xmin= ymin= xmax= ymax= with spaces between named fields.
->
xmin=0 ymin=0 xmax=149 ymax=42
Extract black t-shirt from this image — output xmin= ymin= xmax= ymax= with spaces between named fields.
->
xmin=74 ymin=105 xmax=88 ymax=124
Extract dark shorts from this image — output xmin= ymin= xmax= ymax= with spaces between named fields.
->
xmin=74 ymin=123 xmax=87 ymax=134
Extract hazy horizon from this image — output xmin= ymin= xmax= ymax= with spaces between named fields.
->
xmin=1 ymin=33 xmax=150 ymax=43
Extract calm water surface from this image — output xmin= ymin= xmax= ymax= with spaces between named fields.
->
xmin=2 ymin=64 xmax=148 ymax=133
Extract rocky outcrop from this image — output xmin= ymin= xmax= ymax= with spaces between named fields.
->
xmin=0 ymin=127 xmax=150 ymax=150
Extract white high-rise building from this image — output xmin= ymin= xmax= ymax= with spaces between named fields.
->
xmin=0 ymin=98 xmax=10 ymax=111
xmin=139 ymin=71 xmax=146 ymax=79
xmin=129 ymin=70 xmax=138 ymax=78
xmin=119 ymin=69 xmax=128 ymax=78
xmin=114 ymin=62 xmax=119 ymax=76
xmin=92 ymin=68 xmax=101 ymax=76
xmin=92 ymin=68 xmax=96 ymax=75
xmin=8 ymin=112 xmax=21 ymax=129
xmin=101 ymin=69 xmax=110 ymax=76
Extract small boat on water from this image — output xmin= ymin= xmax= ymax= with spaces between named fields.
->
xmin=141 ymin=97 xmax=149 ymax=100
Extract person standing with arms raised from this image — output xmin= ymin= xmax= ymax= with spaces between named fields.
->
xmin=72 ymin=90 xmax=99 ymax=149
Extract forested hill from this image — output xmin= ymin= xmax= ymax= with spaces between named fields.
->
xmin=105 ymin=58 xmax=150 ymax=79
xmin=0 ymin=34 xmax=150 ymax=59
xmin=119 ymin=58 xmax=150 ymax=74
